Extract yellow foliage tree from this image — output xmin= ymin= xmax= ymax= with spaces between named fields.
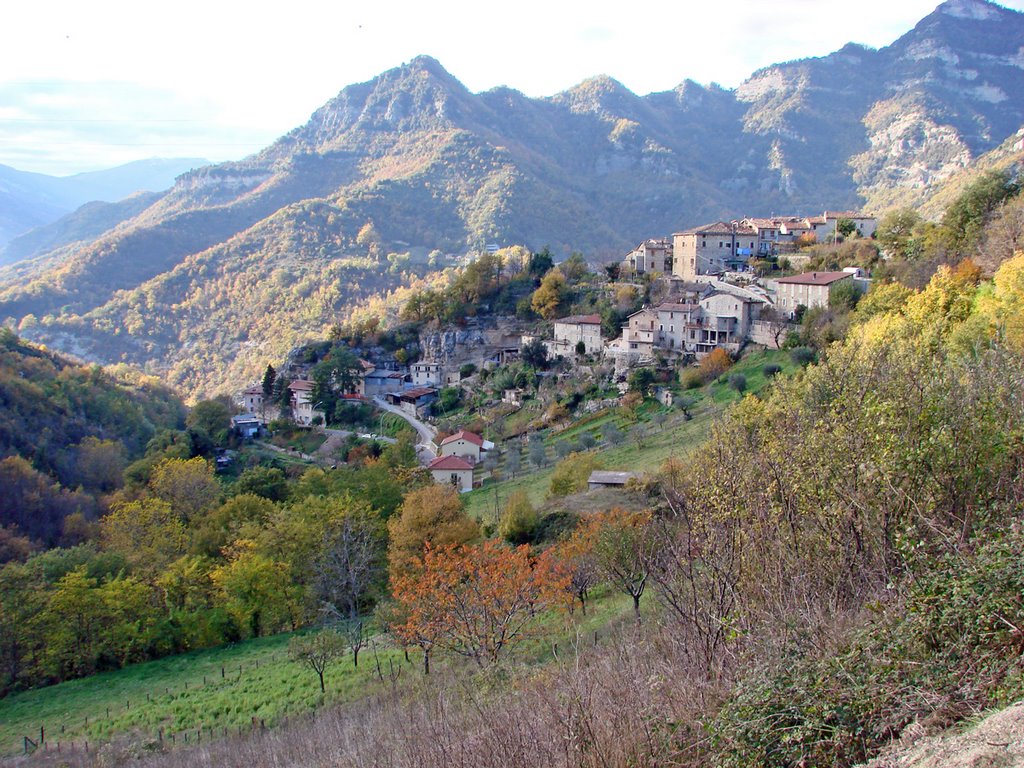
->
xmin=548 ymin=452 xmax=604 ymax=498
xmin=531 ymin=268 xmax=567 ymax=319
xmin=387 ymin=484 xmax=479 ymax=579
xmin=100 ymin=498 xmax=188 ymax=573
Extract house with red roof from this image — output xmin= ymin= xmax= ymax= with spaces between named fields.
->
xmin=428 ymin=455 xmax=474 ymax=492
xmin=439 ymin=429 xmax=488 ymax=464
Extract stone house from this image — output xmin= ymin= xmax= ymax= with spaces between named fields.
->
xmin=588 ymin=470 xmax=640 ymax=490
xmin=288 ymin=380 xmax=324 ymax=426
xmin=411 ymin=361 xmax=443 ymax=387
xmin=551 ymin=314 xmax=604 ymax=356
xmin=774 ymin=270 xmax=855 ymax=316
xmin=673 ymin=222 xmax=759 ymax=279
xmin=808 ymin=211 xmax=878 ymax=241
xmin=623 ymin=238 xmax=673 ymax=275
xmin=428 ymin=455 xmax=474 ymax=492
xmin=362 ymin=369 xmax=406 ymax=397
xmin=241 ymin=386 xmax=264 ymax=413
xmin=385 ymin=387 xmax=437 ymax=418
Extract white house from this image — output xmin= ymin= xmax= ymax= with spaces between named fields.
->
xmin=428 ymin=455 xmax=474 ymax=492
xmin=288 ymin=379 xmax=324 ymax=426
xmin=411 ymin=361 xmax=443 ymax=387
xmin=551 ymin=314 xmax=604 ymax=356
xmin=438 ymin=429 xmax=489 ymax=464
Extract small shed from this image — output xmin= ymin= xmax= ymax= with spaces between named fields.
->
xmin=231 ymin=413 xmax=262 ymax=439
xmin=588 ymin=470 xmax=640 ymax=490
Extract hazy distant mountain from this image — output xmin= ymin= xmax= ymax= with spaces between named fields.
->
xmin=1 ymin=0 xmax=1022 ymax=397
xmin=0 ymin=158 xmax=208 ymax=251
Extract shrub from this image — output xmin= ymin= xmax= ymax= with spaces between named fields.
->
xmin=763 ymin=363 xmax=783 ymax=378
xmin=790 ymin=347 xmax=816 ymax=366
xmin=698 ymin=348 xmax=733 ymax=382
xmin=728 ymin=374 xmax=747 ymax=393
xmin=681 ymin=369 xmax=704 ymax=389
xmin=498 ymin=490 xmax=539 ymax=545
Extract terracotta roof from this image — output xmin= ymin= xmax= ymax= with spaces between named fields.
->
xmin=680 ymin=221 xmax=734 ymax=236
xmin=402 ymin=386 xmax=437 ymax=399
xmin=555 ymin=314 xmax=602 ymax=325
xmin=440 ymin=429 xmax=484 ymax=447
xmin=288 ymin=380 xmax=314 ymax=391
xmin=428 ymin=455 xmax=474 ymax=471
xmin=678 ymin=221 xmax=757 ymax=236
xmin=242 ymin=386 xmax=263 ymax=395
xmin=655 ymin=302 xmax=698 ymax=312
xmin=776 ymin=271 xmax=852 ymax=286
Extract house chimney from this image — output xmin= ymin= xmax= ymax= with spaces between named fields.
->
xmin=812 ymin=272 xmax=817 ymax=279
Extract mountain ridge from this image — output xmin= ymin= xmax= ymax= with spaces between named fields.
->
xmin=1 ymin=0 xmax=1022 ymax=397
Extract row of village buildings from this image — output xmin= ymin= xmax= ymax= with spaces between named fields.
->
xmin=234 ymin=208 xmax=876 ymax=489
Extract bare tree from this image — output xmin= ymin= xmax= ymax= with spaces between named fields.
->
xmin=289 ymin=630 xmax=346 ymax=693
xmin=314 ymin=509 xmax=387 ymax=667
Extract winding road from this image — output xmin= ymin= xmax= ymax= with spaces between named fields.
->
xmin=372 ymin=396 xmax=438 ymax=463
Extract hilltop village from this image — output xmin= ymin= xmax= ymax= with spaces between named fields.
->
xmin=234 ymin=209 xmax=876 ymax=490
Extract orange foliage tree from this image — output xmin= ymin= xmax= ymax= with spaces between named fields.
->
xmin=388 ymin=541 xmax=569 ymax=671
xmin=570 ymin=508 xmax=655 ymax=622
xmin=698 ymin=348 xmax=733 ymax=383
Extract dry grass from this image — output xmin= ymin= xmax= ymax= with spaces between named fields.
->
xmin=18 ymin=625 xmax=717 ymax=768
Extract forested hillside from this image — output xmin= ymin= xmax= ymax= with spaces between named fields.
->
xmin=0 ymin=330 xmax=185 ymax=553
xmin=1 ymin=0 xmax=1022 ymax=398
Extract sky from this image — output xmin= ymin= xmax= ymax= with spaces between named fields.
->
xmin=2 ymin=0 xmax=1023 ymax=176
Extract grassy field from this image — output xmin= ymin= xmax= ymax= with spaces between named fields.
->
xmin=0 ymin=590 xmax=630 ymax=758
xmin=465 ymin=348 xmax=800 ymax=522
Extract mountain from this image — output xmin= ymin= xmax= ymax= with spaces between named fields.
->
xmin=1 ymin=0 xmax=1022 ymax=398
xmin=0 ymin=158 xmax=208 ymax=252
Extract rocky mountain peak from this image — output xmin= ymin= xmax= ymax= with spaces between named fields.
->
xmin=937 ymin=0 xmax=1006 ymax=21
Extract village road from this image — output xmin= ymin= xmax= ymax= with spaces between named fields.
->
xmin=372 ymin=396 xmax=438 ymax=463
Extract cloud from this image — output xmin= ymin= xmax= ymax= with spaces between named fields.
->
xmin=0 ymin=81 xmax=275 ymax=174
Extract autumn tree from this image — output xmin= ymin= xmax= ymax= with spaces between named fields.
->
xmin=210 ymin=541 xmax=299 ymax=637
xmin=548 ymin=452 xmax=604 ymax=498
xmin=100 ymin=498 xmax=188 ymax=574
xmin=698 ymin=348 xmax=733 ymax=382
xmin=531 ymin=268 xmax=567 ymax=319
xmin=498 ymin=490 xmax=538 ymax=545
xmin=572 ymin=508 xmax=655 ymax=621
xmin=387 ymin=484 xmax=479 ymax=579
xmin=148 ymin=457 xmax=220 ymax=522
xmin=542 ymin=538 xmax=599 ymax=616
xmin=389 ymin=541 xmax=568 ymax=667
